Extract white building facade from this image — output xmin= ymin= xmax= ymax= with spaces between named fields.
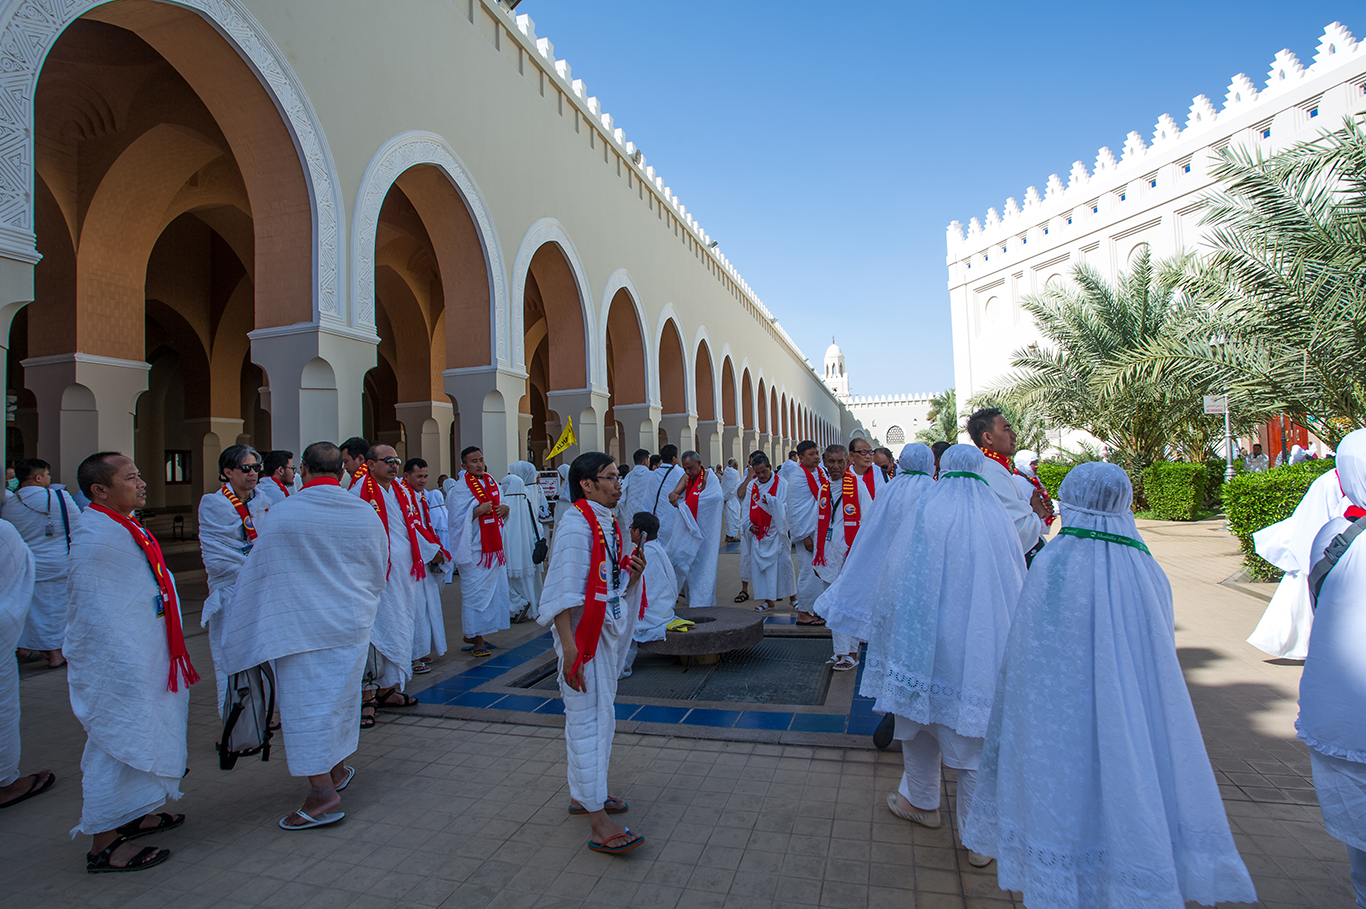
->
xmin=946 ymin=22 xmax=1366 ymax=407
xmin=822 ymin=341 xmax=932 ymax=447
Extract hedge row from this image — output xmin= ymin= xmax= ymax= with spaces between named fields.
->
xmin=1224 ymin=458 xmax=1337 ymax=580
xmin=1035 ymin=462 xmax=1074 ymax=499
xmin=1141 ymin=462 xmax=1209 ymax=521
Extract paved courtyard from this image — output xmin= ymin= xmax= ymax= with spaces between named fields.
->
xmin=2 ymin=518 xmax=1356 ymax=908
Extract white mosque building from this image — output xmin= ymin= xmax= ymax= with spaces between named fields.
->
xmin=822 ymin=340 xmax=933 ymax=448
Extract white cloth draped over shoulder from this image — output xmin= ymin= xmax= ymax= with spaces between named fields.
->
xmin=552 ymin=464 xmax=572 ymax=528
xmin=65 ymin=510 xmax=189 ymax=835
xmin=666 ymin=469 xmax=725 ymax=607
xmin=962 ymin=462 xmax=1255 ymax=908
xmin=744 ymin=472 xmax=795 ymax=601
xmin=500 ymin=472 xmax=544 ymax=619
xmin=979 ymin=452 xmax=1044 ymax=551
xmin=637 ymin=464 xmax=683 ymax=549
xmin=821 ymin=444 xmax=935 ymax=641
xmin=446 ymin=475 xmax=511 ymax=639
xmin=634 ymin=538 xmax=680 ymax=643
xmin=2 ymin=484 xmax=79 ymax=651
xmin=722 ymin=466 xmax=741 ymax=538
xmin=861 ymin=445 xmax=1025 ymax=737
xmin=352 ymin=481 xmax=417 ymax=688
xmin=197 ymin=487 xmax=271 ymax=713
xmin=400 ymin=480 xmax=448 ymax=659
xmin=0 ymin=520 xmax=36 ymax=787
xmin=1247 ymin=468 xmax=1347 ymax=659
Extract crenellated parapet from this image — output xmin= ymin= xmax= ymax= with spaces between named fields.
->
xmin=945 ymin=21 xmax=1363 ymax=254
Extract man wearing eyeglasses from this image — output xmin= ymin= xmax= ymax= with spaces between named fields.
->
xmin=198 ymin=445 xmax=271 ymax=715
xmin=446 ymin=446 xmax=512 ymax=659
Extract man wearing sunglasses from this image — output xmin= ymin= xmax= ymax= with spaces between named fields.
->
xmin=198 ymin=445 xmax=271 ymax=716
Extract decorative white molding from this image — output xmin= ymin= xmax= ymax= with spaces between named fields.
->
xmin=351 ymin=130 xmax=507 ymax=355
xmin=20 ymin=351 xmax=151 ymax=370
xmin=595 ymin=268 xmax=655 ymax=406
xmin=510 ymin=218 xmax=596 ymax=388
xmin=247 ymin=320 xmax=379 ymax=345
xmin=0 ymin=0 xmax=343 ymax=319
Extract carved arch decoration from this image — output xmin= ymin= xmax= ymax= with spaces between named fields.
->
xmin=511 ymin=218 xmax=595 ymax=384
xmin=596 ymin=268 xmax=652 ymax=406
xmin=0 ymin=0 xmax=344 ymax=322
xmin=352 ymin=130 xmax=506 ymax=347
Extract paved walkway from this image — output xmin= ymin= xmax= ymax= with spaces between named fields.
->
xmin=2 ymin=518 xmax=1355 ymax=908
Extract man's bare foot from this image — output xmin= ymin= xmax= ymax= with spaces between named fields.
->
xmin=587 ymin=812 xmax=639 ymax=848
xmin=282 ymin=784 xmax=340 ymax=827
xmin=44 ymin=650 xmax=65 ymax=668
xmin=0 ymin=770 xmax=54 ymax=806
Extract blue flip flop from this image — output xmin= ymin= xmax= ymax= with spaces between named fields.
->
xmin=460 ymin=643 xmax=497 ymax=652
xmin=587 ymin=828 xmax=643 ymax=854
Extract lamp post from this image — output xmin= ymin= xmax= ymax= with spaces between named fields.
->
xmin=1208 ymin=336 xmax=1235 ymax=482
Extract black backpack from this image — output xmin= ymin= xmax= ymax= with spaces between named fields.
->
xmin=217 ymin=664 xmax=276 ymax=770
xmin=1308 ymin=518 xmax=1366 ymax=609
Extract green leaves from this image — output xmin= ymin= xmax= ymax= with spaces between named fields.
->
xmin=1223 ymin=459 xmax=1338 ymax=579
xmin=916 ymin=387 xmax=960 ymax=444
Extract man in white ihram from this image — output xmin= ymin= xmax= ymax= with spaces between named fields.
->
xmin=0 ymin=516 xmax=47 ymax=811
xmin=783 ymin=442 xmax=838 ymax=632
xmin=220 ymin=441 xmax=388 ymax=830
xmin=744 ymin=453 xmax=795 ymax=612
xmin=635 ymin=444 xmax=683 ymax=548
xmin=614 ymin=449 xmax=651 ymax=528
xmin=399 ymin=457 xmax=449 ymax=674
xmin=664 ymin=450 xmax=725 ymax=607
xmin=1 ymin=458 xmax=79 ymax=668
xmin=446 ymin=446 xmax=512 ymax=657
xmin=538 ymin=451 xmax=646 ymax=854
xmin=619 ymin=511 xmax=679 ymax=679
xmin=721 ymin=458 xmax=742 ymax=542
xmin=967 ymin=407 xmax=1050 ymax=556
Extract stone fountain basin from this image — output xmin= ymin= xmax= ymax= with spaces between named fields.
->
xmin=637 ymin=606 xmax=765 ymax=657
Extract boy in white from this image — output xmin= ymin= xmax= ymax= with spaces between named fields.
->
xmin=537 ymin=451 xmax=646 ymax=854
xmin=1 ymin=458 xmax=79 ymax=667
xmin=620 ymin=511 xmax=680 ymax=678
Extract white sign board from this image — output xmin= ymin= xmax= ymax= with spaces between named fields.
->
xmin=538 ymin=471 xmax=560 ymax=501
xmin=1203 ymin=394 xmax=1228 ymax=415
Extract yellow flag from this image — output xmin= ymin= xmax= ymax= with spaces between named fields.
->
xmin=547 ymin=417 xmax=576 ymax=460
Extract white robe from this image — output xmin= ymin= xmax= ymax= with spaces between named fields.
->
xmin=446 ymin=477 xmax=512 ymax=639
xmin=1248 ymin=468 xmax=1347 ymax=659
xmin=980 ymin=454 xmax=1045 ymax=552
xmin=255 ymin=477 xmax=291 ymax=510
xmin=197 ymin=487 xmax=271 ymax=715
xmin=635 ymin=538 xmax=681 ymax=643
xmin=1 ymin=485 xmax=79 ymax=650
xmin=744 ymin=474 xmax=795 ymax=601
xmin=722 ymin=467 xmax=742 ymax=538
xmin=635 ymin=463 xmax=684 ymax=549
xmin=537 ymin=499 xmax=643 ymax=812
xmin=737 ymin=477 xmax=754 ymax=583
xmin=65 ymin=510 xmax=190 ymax=835
xmin=500 ymin=473 xmax=544 ymax=621
xmin=784 ymin=463 xmax=841 ymax=608
xmin=221 ymin=484 xmax=387 ymax=776
xmin=400 ymin=480 xmax=449 ymax=660
xmin=352 ymin=481 xmax=418 ymax=688
xmin=665 ymin=471 xmax=725 ymax=607
xmin=0 ymin=521 xmax=36 ymax=786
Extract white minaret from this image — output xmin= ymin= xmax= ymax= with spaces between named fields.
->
xmin=823 ymin=337 xmax=850 ymax=401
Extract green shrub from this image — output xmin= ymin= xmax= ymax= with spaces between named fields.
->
xmin=1141 ymin=461 xmax=1209 ymax=521
xmin=1204 ymin=456 xmax=1235 ymax=507
xmin=1224 ymin=458 xmax=1337 ymax=580
xmin=1035 ymin=462 xmax=1074 ymax=499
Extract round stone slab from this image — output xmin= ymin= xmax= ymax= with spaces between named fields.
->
xmin=638 ymin=607 xmax=765 ymax=657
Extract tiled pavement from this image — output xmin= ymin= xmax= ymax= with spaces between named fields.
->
xmin=2 ymin=518 xmax=1357 ymax=908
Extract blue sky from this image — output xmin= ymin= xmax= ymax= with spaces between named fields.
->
xmin=519 ymin=1 xmax=1351 ymax=397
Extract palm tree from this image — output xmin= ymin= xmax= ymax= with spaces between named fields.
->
xmin=1105 ymin=120 xmax=1366 ymax=447
xmin=916 ymin=388 xmax=959 ymax=444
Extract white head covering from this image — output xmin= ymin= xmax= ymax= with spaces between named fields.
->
xmin=441 ymin=477 xmax=457 ymax=496
xmin=1289 ymin=444 xmax=1309 ymax=464
xmin=497 ymin=472 xmax=537 ymax=579
xmin=1013 ymin=449 xmax=1039 ymax=479
xmin=556 ymin=463 xmax=570 ymax=500
xmin=964 ymin=461 xmax=1255 ymax=907
xmin=860 ymin=444 xmax=1025 ymax=736
xmin=820 ymin=443 xmax=935 ymax=641
xmin=508 ymin=460 xmax=548 ymax=519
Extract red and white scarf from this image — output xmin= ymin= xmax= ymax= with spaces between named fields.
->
xmin=982 ymin=448 xmax=1055 ymax=527
xmin=403 ymin=480 xmax=451 ymax=562
xmin=88 ymin=505 xmax=199 ymax=692
xmin=749 ymin=474 xmax=780 ymax=540
xmin=802 ymin=464 xmax=831 ymax=566
xmin=356 ymin=471 xmax=393 ymax=579
xmin=391 ymin=480 xmax=432 ymax=580
xmin=270 ymin=476 xmax=290 ymax=498
xmin=571 ymin=499 xmax=631 ymax=679
xmin=347 ymin=462 xmax=368 ymax=491
xmin=683 ymin=470 xmax=704 ymax=519
xmin=465 ymin=471 xmax=506 ymax=568
xmin=220 ymin=485 xmax=257 ymax=542
xmin=842 ymin=467 xmax=877 ymax=548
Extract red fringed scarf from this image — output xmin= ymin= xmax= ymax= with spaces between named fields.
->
xmin=347 ymin=462 xmax=368 ymax=490
xmin=802 ymin=464 xmax=831 ymax=566
xmin=405 ymin=481 xmax=452 ymax=561
xmin=843 ymin=467 xmax=877 ymax=548
xmin=356 ymin=472 xmax=392 ymax=579
xmin=220 ymin=485 xmax=257 ymax=542
xmin=391 ymin=481 xmax=430 ymax=580
xmin=271 ymin=477 xmax=291 ymax=498
xmin=982 ymin=448 xmax=1055 ymax=526
xmin=303 ymin=477 xmax=339 ymax=490
xmin=684 ymin=470 xmax=704 ymax=519
xmin=465 ymin=472 xmax=506 ymax=568
xmin=749 ymin=474 xmax=779 ymax=539
xmin=88 ymin=504 xmax=199 ymax=692
xmin=571 ymin=499 xmax=631 ymax=679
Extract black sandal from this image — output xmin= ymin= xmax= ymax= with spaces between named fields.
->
xmin=116 ymin=812 xmax=183 ymax=841
xmin=374 ymin=690 xmax=419 ymax=708
xmin=87 ymin=836 xmax=171 ymax=874
xmin=360 ymin=699 xmax=377 ymax=729
xmin=733 ymin=591 xmax=751 ymax=603
xmin=0 ymin=770 xmax=55 ymax=809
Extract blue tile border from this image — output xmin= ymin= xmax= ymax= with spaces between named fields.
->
xmin=790 ymin=713 xmax=848 ymax=734
xmin=631 ymin=705 xmax=691 ymax=724
xmin=735 ymin=711 xmax=794 ymax=731
xmin=681 ymin=708 xmax=741 ymax=728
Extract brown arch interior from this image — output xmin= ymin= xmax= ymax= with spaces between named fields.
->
xmin=659 ymin=320 xmax=687 ymax=414
xmin=757 ymin=379 xmax=767 ymax=433
xmin=694 ymin=340 xmax=715 ymax=422
xmin=605 ymin=289 xmax=646 ymax=406
xmin=721 ymin=359 xmax=737 ymax=426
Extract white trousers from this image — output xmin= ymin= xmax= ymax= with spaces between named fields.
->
xmin=412 ymin=574 xmax=448 ymax=659
xmin=897 ymin=717 xmax=980 ymax=840
xmin=274 ymin=644 xmax=366 ymax=777
xmin=554 ymin=627 xmax=630 ymax=813
xmin=17 ymin=577 xmax=67 ymax=651
xmin=74 ymin=742 xmax=181 ymax=836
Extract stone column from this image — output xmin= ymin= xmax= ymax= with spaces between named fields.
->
xmin=612 ymin=403 xmax=661 ymax=454
xmin=741 ymin=429 xmax=757 ymax=462
xmin=517 ymin=412 xmax=534 ymax=464
xmin=695 ymin=420 xmax=722 ymax=465
xmin=721 ymin=425 xmax=741 ymax=465
xmin=546 ymin=389 xmax=610 ymax=462
xmin=443 ymin=365 xmax=528 ymax=480
xmin=659 ymin=413 xmax=697 ymax=453
xmin=757 ymin=433 xmax=771 ymax=463
xmin=24 ymin=353 xmax=151 ymax=485
xmin=0 ymin=259 xmax=35 ymax=471
xmin=250 ymin=323 xmax=377 ymax=457
xmin=395 ymin=400 xmax=456 ymax=477
xmin=184 ymin=417 xmax=246 ymax=496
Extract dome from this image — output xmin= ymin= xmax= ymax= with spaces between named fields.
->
xmin=825 ymin=340 xmax=843 ymax=360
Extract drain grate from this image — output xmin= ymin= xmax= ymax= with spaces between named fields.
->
xmin=523 ymin=636 xmax=833 ymax=706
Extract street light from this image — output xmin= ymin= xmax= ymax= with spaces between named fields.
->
xmin=1208 ymin=336 xmax=1235 ymax=482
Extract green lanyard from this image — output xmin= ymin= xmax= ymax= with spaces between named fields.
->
xmin=941 ymin=471 xmax=987 ymax=484
xmin=1057 ymin=526 xmax=1151 ymax=555
xmin=900 ymin=470 xmax=929 ymax=477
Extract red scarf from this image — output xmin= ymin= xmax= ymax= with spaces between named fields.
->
xmin=221 ymin=485 xmax=258 ymax=542
xmin=1337 ymin=470 xmax=1366 ymax=519
xmin=303 ymin=477 xmax=339 ymax=489
xmin=802 ymin=464 xmax=831 ymax=566
xmin=270 ymin=476 xmax=291 ymax=497
xmin=843 ymin=467 xmax=877 ymax=548
xmin=88 ymin=505 xmax=199 ymax=692
xmin=749 ymin=474 xmax=779 ymax=539
xmin=571 ymin=499 xmax=630 ymax=679
xmin=465 ymin=472 xmax=506 ymax=568
xmin=391 ymin=481 xmax=430 ymax=580
xmin=356 ymin=472 xmax=392 ymax=579
xmin=347 ymin=462 xmax=368 ymax=490
xmin=405 ymin=481 xmax=451 ymax=560
xmin=982 ymin=448 xmax=1055 ymax=526
xmin=684 ymin=470 xmax=704 ymax=519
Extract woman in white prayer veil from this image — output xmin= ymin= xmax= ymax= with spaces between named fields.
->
xmin=962 ymin=462 xmax=1256 ymax=908
xmin=499 ymin=470 xmax=543 ymax=623
xmin=820 ymin=443 xmax=936 ymax=642
xmin=509 ymin=460 xmax=550 ymax=522
xmin=552 ymin=464 xmax=572 ymax=529
xmin=1290 ymin=443 xmax=1309 ymax=464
